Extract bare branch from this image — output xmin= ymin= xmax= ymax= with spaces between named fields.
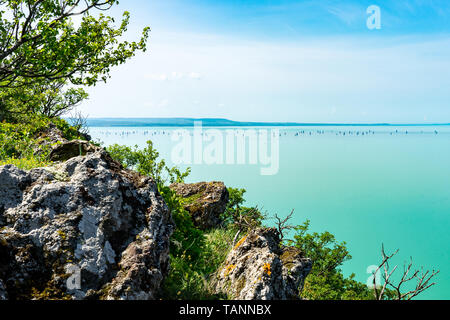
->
xmin=272 ymin=209 xmax=295 ymax=241
xmin=372 ymin=245 xmax=439 ymax=300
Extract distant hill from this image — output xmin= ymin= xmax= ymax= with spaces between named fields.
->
xmin=81 ymin=118 xmax=450 ymax=127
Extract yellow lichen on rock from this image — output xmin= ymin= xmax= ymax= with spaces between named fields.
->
xmin=223 ymin=264 xmax=236 ymax=277
xmin=262 ymin=263 xmax=271 ymax=276
xmin=233 ymin=235 xmax=247 ymax=250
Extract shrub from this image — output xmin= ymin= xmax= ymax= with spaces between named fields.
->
xmin=161 ymin=226 xmax=236 ymax=300
xmin=287 ymin=220 xmax=395 ymax=300
xmin=221 ymin=187 xmax=265 ymax=232
xmin=0 ymin=115 xmax=87 ymax=170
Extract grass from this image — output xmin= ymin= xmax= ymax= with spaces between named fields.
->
xmin=0 ymin=156 xmax=51 ymax=170
xmin=161 ymin=225 xmax=238 ymax=300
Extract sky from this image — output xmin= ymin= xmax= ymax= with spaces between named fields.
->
xmin=78 ymin=0 xmax=450 ymax=123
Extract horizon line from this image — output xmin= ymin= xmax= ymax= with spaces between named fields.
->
xmin=79 ymin=117 xmax=450 ymax=127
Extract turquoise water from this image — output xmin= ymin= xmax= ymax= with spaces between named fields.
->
xmin=89 ymin=125 xmax=450 ymax=299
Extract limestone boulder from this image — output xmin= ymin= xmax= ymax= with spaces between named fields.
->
xmin=0 ymin=150 xmax=173 ymax=300
xmin=212 ymin=228 xmax=312 ymax=300
xmin=170 ymin=181 xmax=229 ymax=229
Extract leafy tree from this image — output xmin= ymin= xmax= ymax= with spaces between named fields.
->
xmin=0 ymin=0 xmax=148 ymax=123
xmin=221 ymin=187 xmax=246 ymax=226
xmin=30 ymin=80 xmax=88 ymax=117
xmin=0 ymin=80 xmax=88 ymax=121
xmin=288 ymin=220 xmax=364 ymax=299
xmin=291 ymin=220 xmax=351 ymax=277
xmin=107 ymin=141 xmax=190 ymax=186
xmin=0 ymin=0 xmax=149 ymax=88
xmin=288 ymin=220 xmax=397 ymax=300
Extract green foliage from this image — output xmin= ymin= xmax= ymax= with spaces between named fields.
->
xmin=0 ymin=155 xmax=50 ymax=170
xmin=161 ymin=226 xmax=236 ymax=300
xmin=0 ymin=1 xmax=149 ymax=88
xmin=161 ymin=185 xmax=205 ymax=260
xmin=105 ymin=144 xmax=137 ymax=170
xmin=107 ymin=141 xmax=190 ymax=186
xmin=0 ymin=115 xmax=85 ymax=169
xmin=0 ymin=80 xmax=88 ymax=123
xmin=161 ymin=187 xmax=266 ymax=300
xmin=50 ymin=116 xmax=87 ymax=141
xmin=0 ymin=80 xmax=88 ymax=122
xmin=227 ymin=187 xmax=246 ymax=209
xmin=221 ymin=187 xmax=265 ymax=231
xmin=0 ymin=1 xmax=148 ymax=127
xmin=301 ymin=272 xmax=375 ymax=300
xmin=288 ymin=220 xmax=393 ymax=300
xmin=290 ymin=220 xmax=351 ymax=277
xmin=221 ymin=187 xmax=245 ymax=226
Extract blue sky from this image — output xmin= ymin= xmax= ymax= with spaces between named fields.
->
xmin=79 ymin=0 xmax=450 ymax=123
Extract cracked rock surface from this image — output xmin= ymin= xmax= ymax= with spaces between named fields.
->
xmin=212 ymin=228 xmax=312 ymax=300
xmin=0 ymin=150 xmax=173 ymax=300
xmin=170 ymin=181 xmax=229 ymax=229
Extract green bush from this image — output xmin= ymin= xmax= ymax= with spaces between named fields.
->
xmin=221 ymin=187 xmax=265 ymax=232
xmin=287 ymin=220 xmax=395 ymax=300
xmin=0 ymin=115 xmax=87 ymax=170
xmin=161 ymin=226 xmax=236 ymax=300
xmin=0 ymin=81 xmax=88 ymax=123
xmin=107 ymin=141 xmax=190 ymax=186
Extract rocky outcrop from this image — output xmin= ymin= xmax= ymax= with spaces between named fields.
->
xmin=170 ymin=181 xmax=229 ymax=229
xmin=0 ymin=149 xmax=173 ymax=300
xmin=33 ymin=123 xmax=95 ymax=162
xmin=49 ymin=140 xmax=99 ymax=162
xmin=212 ymin=228 xmax=312 ymax=300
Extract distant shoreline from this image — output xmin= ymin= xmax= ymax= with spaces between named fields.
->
xmin=79 ymin=117 xmax=450 ymax=128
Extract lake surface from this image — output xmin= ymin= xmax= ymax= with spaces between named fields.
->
xmin=88 ymin=125 xmax=450 ymax=299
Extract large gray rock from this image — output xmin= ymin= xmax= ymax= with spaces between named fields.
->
xmin=170 ymin=181 xmax=229 ymax=229
xmin=212 ymin=228 xmax=312 ymax=300
xmin=0 ymin=150 xmax=173 ymax=300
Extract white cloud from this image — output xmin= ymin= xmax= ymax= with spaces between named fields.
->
xmin=144 ymin=71 xmax=201 ymax=81
xmin=172 ymin=72 xmax=184 ymax=79
xmin=81 ymin=31 xmax=450 ymax=122
xmin=325 ymin=3 xmax=364 ymax=25
xmin=145 ymin=73 xmax=169 ymax=81
xmin=188 ymin=72 xmax=202 ymax=80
